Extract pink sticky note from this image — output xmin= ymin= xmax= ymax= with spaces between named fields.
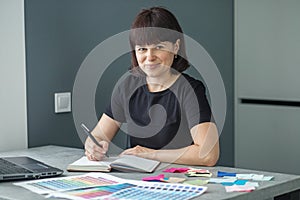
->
xmin=188 ymin=168 xmax=210 ymax=173
xmin=163 ymin=167 xmax=190 ymax=173
xmin=225 ymin=185 xmax=256 ymax=192
xmin=142 ymin=174 xmax=165 ymax=181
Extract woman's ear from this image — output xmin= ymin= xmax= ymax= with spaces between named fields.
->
xmin=174 ymin=39 xmax=180 ymax=54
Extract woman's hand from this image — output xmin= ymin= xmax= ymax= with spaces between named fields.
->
xmin=120 ymin=145 xmax=156 ymax=160
xmin=84 ymin=137 xmax=109 ymax=161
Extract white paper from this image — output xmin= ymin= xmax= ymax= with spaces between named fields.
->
xmin=236 ymin=174 xmax=273 ymax=181
xmin=209 ymin=177 xmax=237 ymax=183
xmin=245 ymin=182 xmax=259 ymax=187
xmin=69 ymin=156 xmax=117 ymax=167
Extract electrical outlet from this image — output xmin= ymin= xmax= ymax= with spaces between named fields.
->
xmin=54 ymin=92 xmax=71 ymax=113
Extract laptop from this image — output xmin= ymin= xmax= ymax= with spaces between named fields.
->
xmin=0 ymin=156 xmax=63 ymax=181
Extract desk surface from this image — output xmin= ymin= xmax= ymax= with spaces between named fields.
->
xmin=0 ymin=145 xmax=300 ymax=200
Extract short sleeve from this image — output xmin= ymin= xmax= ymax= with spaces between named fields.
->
xmin=183 ymin=79 xmax=214 ymax=129
xmin=104 ymin=86 xmax=126 ymax=123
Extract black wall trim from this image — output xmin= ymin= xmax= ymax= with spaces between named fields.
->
xmin=240 ymin=98 xmax=300 ymax=107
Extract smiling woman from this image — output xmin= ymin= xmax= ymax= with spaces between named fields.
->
xmin=84 ymin=6 xmax=219 ymax=166
xmin=129 ymin=8 xmax=189 ymax=74
xmin=134 ymin=41 xmax=180 ymax=91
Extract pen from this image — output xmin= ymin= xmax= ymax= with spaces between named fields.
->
xmin=81 ymin=123 xmax=109 ymax=157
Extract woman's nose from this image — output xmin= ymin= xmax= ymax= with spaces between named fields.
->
xmin=146 ymin=49 xmax=156 ymax=61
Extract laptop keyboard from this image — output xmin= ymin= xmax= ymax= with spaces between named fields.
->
xmin=0 ymin=158 xmax=32 ymax=174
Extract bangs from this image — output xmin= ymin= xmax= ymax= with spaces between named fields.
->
xmin=129 ymin=27 xmax=181 ymax=48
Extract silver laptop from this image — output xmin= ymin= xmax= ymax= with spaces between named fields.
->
xmin=0 ymin=156 xmax=63 ymax=181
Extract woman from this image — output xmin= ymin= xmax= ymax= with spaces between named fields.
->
xmin=85 ymin=7 xmax=219 ymax=166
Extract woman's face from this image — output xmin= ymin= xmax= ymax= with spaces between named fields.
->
xmin=135 ymin=40 xmax=179 ymax=78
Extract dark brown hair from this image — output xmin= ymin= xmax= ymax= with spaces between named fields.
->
xmin=129 ymin=7 xmax=189 ymax=72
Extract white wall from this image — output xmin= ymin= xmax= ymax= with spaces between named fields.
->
xmin=0 ymin=0 xmax=27 ymax=152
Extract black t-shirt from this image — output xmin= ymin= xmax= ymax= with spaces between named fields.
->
xmin=105 ymin=73 xmax=213 ymax=150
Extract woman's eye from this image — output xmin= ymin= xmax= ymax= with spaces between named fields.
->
xmin=137 ymin=48 xmax=146 ymax=52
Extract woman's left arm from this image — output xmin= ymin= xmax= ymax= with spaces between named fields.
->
xmin=121 ymin=122 xmax=219 ymax=166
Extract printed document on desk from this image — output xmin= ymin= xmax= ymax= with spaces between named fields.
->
xmin=67 ymin=155 xmax=160 ymax=173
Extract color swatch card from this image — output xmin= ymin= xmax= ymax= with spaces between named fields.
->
xmin=225 ymin=185 xmax=256 ymax=192
xmin=14 ymin=173 xmax=124 ymax=194
xmin=15 ymin=173 xmax=207 ymax=200
xmin=49 ymin=181 xmax=207 ymax=200
xmin=47 ymin=183 xmax=136 ymax=200
xmin=106 ymin=183 xmax=207 ymax=200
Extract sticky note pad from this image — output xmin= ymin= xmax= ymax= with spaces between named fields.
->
xmin=217 ymin=171 xmax=236 ymax=177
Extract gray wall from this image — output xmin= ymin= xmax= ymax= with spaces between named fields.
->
xmin=235 ymin=0 xmax=300 ymax=174
xmin=25 ymin=0 xmax=234 ymax=166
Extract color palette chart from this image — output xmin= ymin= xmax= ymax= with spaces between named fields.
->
xmin=51 ymin=182 xmax=206 ymax=200
xmin=15 ymin=173 xmax=207 ymax=200
xmin=106 ymin=183 xmax=207 ymax=200
xmin=14 ymin=173 xmax=123 ymax=194
xmin=28 ymin=175 xmax=117 ymax=191
xmin=62 ymin=183 xmax=135 ymax=199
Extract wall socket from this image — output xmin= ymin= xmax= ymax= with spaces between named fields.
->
xmin=54 ymin=92 xmax=71 ymax=113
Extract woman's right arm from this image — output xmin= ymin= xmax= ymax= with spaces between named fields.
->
xmin=84 ymin=113 xmax=120 ymax=161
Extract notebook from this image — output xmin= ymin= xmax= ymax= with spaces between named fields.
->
xmin=0 ymin=156 xmax=63 ymax=181
xmin=67 ymin=155 xmax=160 ymax=173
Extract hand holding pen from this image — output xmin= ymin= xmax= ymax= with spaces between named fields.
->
xmin=81 ymin=123 xmax=109 ymax=160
